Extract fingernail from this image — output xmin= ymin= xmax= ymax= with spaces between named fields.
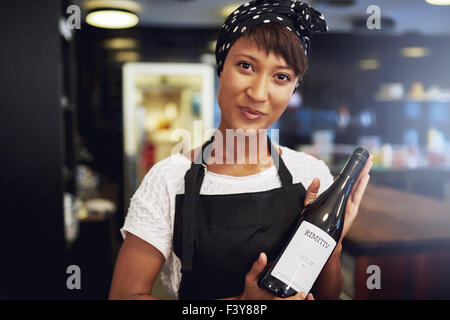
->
xmin=258 ymin=253 xmax=263 ymax=263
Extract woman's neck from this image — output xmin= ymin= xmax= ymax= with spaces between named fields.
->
xmin=202 ymin=127 xmax=280 ymax=176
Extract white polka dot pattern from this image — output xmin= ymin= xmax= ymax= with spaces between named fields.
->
xmin=215 ymin=0 xmax=328 ymax=77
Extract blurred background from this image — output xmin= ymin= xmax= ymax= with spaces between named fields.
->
xmin=1 ymin=0 xmax=450 ymax=300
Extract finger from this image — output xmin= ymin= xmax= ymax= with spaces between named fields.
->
xmin=284 ymin=291 xmax=306 ymax=300
xmin=306 ymin=293 xmax=314 ymax=300
xmin=354 ymin=158 xmax=373 ymax=187
xmin=304 ymin=178 xmax=320 ymax=206
xmin=350 ymin=158 xmax=373 ymax=199
xmin=362 ymin=156 xmax=373 ymax=176
xmin=352 ymin=174 xmax=370 ymax=206
xmin=245 ymin=252 xmax=267 ymax=286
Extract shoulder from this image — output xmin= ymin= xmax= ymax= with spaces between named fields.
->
xmin=122 ymin=153 xmax=191 ymax=254
xmin=280 ymin=145 xmax=327 ymax=167
xmin=279 ymin=145 xmax=334 ymax=192
xmin=122 ymin=154 xmax=190 ymax=262
xmin=150 ymin=152 xmax=191 ymax=173
xmin=138 ymin=153 xmax=191 ymax=195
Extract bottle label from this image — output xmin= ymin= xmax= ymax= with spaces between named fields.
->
xmin=271 ymin=221 xmax=337 ymax=293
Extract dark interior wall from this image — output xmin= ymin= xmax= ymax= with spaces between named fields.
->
xmin=0 ymin=0 xmax=67 ymax=298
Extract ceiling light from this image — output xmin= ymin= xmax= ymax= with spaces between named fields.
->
xmin=86 ymin=9 xmax=138 ymax=29
xmin=84 ymin=1 xmax=140 ymax=29
xmin=400 ymin=47 xmax=430 ymax=58
xmin=358 ymin=59 xmax=379 ymax=70
xmin=84 ymin=0 xmax=140 ymax=11
xmin=221 ymin=4 xmax=241 ymax=18
xmin=425 ymin=0 xmax=450 ymax=5
xmin=208 ymin=40 xmax=217 ymax=53
xmin=114 ymin=51 xmax=140 ymax=62
xmin=103 ymin=38 xmax=138 ymax=50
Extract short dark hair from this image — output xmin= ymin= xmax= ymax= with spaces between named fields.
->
xmin=240 ymin=23 xmax=308 ymax=80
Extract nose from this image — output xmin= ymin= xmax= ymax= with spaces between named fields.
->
xmin=246 ymin=75 xmax=268 ymax=103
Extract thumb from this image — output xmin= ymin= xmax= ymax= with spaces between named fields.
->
xmin=304 ymin=178 xmax=320 ymax=206
xmin=245 ymin=252 xmax=267 ymax=287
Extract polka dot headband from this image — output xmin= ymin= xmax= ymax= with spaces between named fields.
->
xmin=215 ymin=0 xmax=328 ymax=77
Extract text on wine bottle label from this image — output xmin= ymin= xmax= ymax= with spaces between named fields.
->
xmin=271 ymin=221 xmax=336 ymax=293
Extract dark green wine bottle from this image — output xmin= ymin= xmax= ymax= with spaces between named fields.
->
xmin=258 ymin=147 xmax=370 ymax=298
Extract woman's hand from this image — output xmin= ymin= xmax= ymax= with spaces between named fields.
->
xmin=304 ymin=154 xmax=374 ymax=241
xmin=239 ymin=252 xmax=314 ymax=300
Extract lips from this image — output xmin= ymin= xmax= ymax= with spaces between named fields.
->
xmin=239 ymin=106 xmax=266 ymax=120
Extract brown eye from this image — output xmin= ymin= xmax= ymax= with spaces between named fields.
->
xmin=276 ymin=73 xmax=291 ymax=82
xmin=238 ymin=61 xmax=253 ymax=71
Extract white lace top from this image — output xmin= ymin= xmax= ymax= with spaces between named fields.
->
xmin=120 ymin=145 xmax=334 ymax=299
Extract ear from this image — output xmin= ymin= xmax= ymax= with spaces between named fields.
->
xmin=293 ymin=80 xmax=300 ymax=95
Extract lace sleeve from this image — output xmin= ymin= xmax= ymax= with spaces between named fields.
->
xmin=120 ymin=161 xmax=172 ymax=260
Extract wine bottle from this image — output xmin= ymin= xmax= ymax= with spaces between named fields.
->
xmin=258 ymin=147 xmax=370 ymax=298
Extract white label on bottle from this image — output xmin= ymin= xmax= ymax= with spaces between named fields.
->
xmin=271 ymin=221 xmax=337 ymax=293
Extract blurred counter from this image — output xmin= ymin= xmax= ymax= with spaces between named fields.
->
xmin=342 ymin=184 xmax=450 ymax=299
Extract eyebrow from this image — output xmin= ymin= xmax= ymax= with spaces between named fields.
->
xmin=233 ymin=53 xmax=293 ymax=71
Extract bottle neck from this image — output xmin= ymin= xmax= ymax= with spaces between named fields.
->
xmin=332 ymin=156 xmax=365 ymax=197
xmin=333 ymin=174 xmax=355 ymax=198
xmin=339 ymin=155 xmax=366 ymax=180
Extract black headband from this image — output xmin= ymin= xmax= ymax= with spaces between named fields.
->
xmin=215 ymin=0 xmax=328 ymax=77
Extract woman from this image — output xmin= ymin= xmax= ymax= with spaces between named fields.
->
xmin=109 ymin=0 xmax=372 ymax=300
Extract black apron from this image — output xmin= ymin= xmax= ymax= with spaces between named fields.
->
xmin=173 ymin=135 xmax=306 ymax=299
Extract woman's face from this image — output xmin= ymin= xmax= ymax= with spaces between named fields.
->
xmin=217 ymin=36 xmax=299 ymax=133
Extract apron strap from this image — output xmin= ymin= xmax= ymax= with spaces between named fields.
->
xmin=267 ymin=135 xmax=293 ymax=186
xmin=181 ymin=133 xmax=294 ymax=272
xmin=181 ymin=163 xmax=204 ymax=272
